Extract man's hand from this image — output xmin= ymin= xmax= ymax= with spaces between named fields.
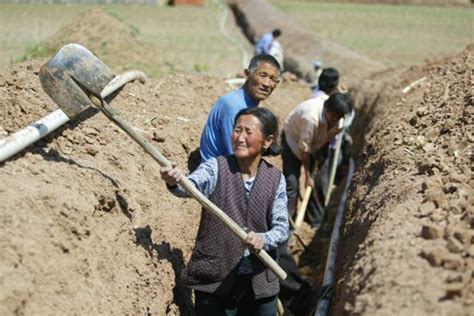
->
xmin=305 ymin=175 xmax=315 ymax=189
xmin=160 ymin=163 xmax=182 ymax=186
xmin=244 ymin=231 xmax=265 ymax=253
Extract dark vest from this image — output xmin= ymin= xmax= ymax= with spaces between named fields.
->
xmin=182 ymin=155 xmax=282 ymax=299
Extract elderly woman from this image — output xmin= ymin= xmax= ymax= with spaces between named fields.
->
xmin=160 ymin=107 xmax=289 ymax=316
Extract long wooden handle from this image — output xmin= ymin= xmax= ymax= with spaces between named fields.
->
xmin=294 ymin=185 xmax=312 ymax=227
xmin=94 ymin=99 xmax=287 ymax=280
xmin=324 ymin=123 xmax=345 ymax=207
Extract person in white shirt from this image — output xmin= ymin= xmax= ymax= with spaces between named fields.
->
xmin=268 ymin=39 xmax=284 ymax=71
xmin=310 ymin=60 xmax=323 ymax=96
xmin=281 ymin=70 xmax=352 ymax=220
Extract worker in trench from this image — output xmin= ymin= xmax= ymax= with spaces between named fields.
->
xmin=199 ymin=54 xmax=281 ymax=162
xmin=160 ymin=107 xmax=289 ymax=315
xmin=281 ymin=68 xmax=353 ymax=228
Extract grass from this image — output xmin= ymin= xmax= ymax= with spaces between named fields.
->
xmin=0 ymin=2 xmax=472 ymax=73
xmin=0 ymin=3 xmax=252 ymax=77
xmin=0 ymin=5 xmax=90 ymax=65
xmin=270 ymin=0 xmax=473 ymax=66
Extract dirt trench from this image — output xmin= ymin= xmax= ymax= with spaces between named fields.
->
xmin=0 ymin=3 xmax=472 ymax=316
xmin=228 ymin=1 xmax=473 ymax=315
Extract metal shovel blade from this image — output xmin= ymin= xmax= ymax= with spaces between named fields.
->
xmin=39 ymin=43 xmax=114 ymax=119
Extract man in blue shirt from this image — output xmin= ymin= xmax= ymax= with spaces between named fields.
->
xmin=200 ymin=54 xmax=281 ymax=161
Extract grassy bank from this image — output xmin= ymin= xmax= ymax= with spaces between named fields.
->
xmin=0 ymin=3 xmax=252 ymax=77
xmin=1 ymin=2 xmax=471 ymax=73
xmin=270 ymin=0 xmax=473 ymax=66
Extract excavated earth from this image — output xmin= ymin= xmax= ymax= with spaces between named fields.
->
xmin=333 ymin=45 xmax=473 ymax=315
xmin=0 ymin=7 xmax=472 ymax=316
xmin=0 ymin=59 xmax=309 ymax=315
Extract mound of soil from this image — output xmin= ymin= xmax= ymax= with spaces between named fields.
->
xmin=32 ymin=9 xmax=155 ymax=73
xmin=0 ymin=57 xmax=309 ymax=315
xmin=333 ymin=45 xmax=473 ymax=315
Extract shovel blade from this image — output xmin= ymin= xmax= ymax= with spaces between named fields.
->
xmin=39 ymin=43 xmax=114 ymax=119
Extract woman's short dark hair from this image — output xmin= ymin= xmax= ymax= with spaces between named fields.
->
xmin=234 ymin=107 xmax=281 ymax=156
xmin=324 ymin=92 xmax=353 ymax=117
xmin=318 ymin=68 xmax=339 ymax=94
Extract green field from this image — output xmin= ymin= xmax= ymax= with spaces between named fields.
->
xmin=270 ymin=0 xmax=473 ymax=66
xmin=0 ymin=3 xmax=252 ymax=77
xmin=0 ymin=2 xmax=472 ymax=75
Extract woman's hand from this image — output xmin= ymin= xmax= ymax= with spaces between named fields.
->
xmin=160 ymin=163 xmax=182 ymax=187
xmin=244 ymin=231 xmax=265 ymax=253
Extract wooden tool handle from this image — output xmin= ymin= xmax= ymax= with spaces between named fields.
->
xmin=96 ymin=100 xmax=287 ymax=280
xmin=294 ymin=185 xmax=312 ymax=228
xmin=324 ymin=120 xmax=345 ymax=207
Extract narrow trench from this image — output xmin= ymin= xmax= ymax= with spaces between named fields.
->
xmin=225 ymin=4 xmax=385 ymax=314
xmin=289 ymin=90 xmax=381 ymax=315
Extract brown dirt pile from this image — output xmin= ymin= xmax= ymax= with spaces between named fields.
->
xmin=34 ymin=9 xmax=154 ymax=73
xmin=0 ymin=58 xmax=309 ymax=315
xmin=333 ymin=45 xmax=473 ymax=315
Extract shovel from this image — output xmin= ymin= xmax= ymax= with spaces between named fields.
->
xmin=39 ymin=44 xmax=287 ymax=280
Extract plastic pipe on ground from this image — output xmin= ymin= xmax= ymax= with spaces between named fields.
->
xmin=315 ymin=158 xmax=355 ymax=316
xmin=0 ymin=70 xmax=146 ymax=163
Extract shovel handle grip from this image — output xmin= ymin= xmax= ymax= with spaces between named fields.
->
xmin=294 ymin=185 xmax=312 ymax=228
xmin=96 ymin=101 xmax=287 ymax=280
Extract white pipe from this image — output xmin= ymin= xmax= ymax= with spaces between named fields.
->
xmin=315 ymin=158 xmax=355 ymax=316
xmin=0 ymin=70 xmax=146 ymax=163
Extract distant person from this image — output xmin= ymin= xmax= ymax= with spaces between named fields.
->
xmin=268 ymin=39 xmax=284 ymax=71
xmin=312 ymin=67 xmax=339 ymax=98
xmin=161 ymin=107 xmax=289 ymax=315
xmin=310 ymin=61 xmax=323 ymax=96
xmin=199 ymin=54 xmax=281 ymax=161
xmin=281 ymin=92 xmax=353 ymax=225
xmin=255 ymin=29 xmax=282 ymax=55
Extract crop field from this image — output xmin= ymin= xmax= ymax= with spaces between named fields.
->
xmin=0 ymin=3 xmax=252 ymax=77
xmin=270 ymin=0 xmax=473 ymax=66
xmin=1 ymin=2 xmax=472 ymax=74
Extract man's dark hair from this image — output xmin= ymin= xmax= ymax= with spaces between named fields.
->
xmin=234 ymin=107 xmax=280 ymax=156
xmin=324 ymin=92 xmax=353 ymax=117
xmin=318 ymin=68 xmax=339 ymax=94
xmin=248 ymin=54 xmax=281 ymax=73
xmin=272 ymin=29 xmax=282 ymax=38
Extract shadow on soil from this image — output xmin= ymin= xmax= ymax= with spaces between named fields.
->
xmin=134 ymin=225 xmax=194 ymax=315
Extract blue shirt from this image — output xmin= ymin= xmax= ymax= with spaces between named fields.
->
xmin=200 ymin=87 xmax=258 ymax=161
xmin=255 ymin=32 xmax=273 ymax=55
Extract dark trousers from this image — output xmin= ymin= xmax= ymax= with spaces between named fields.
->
xmin=281 ymin=133 xmax=326 ymax=226
xmin=280 ymin=140 xmax=301 ymax=219
xmin=194 ymin=289 xmax=277 ymax=316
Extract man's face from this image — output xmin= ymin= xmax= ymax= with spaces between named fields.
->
xmin=245 ymin=62 xmax=280 ymax=102
xmin=325 ymin=110 xmax=342 ymax=128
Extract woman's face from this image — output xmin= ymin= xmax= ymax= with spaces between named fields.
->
xmin=232 ymin=114 xmax=272 ymax=160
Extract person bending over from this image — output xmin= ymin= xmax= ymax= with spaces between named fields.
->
xmin=281 ymin=92 xmax=353 ymax=222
